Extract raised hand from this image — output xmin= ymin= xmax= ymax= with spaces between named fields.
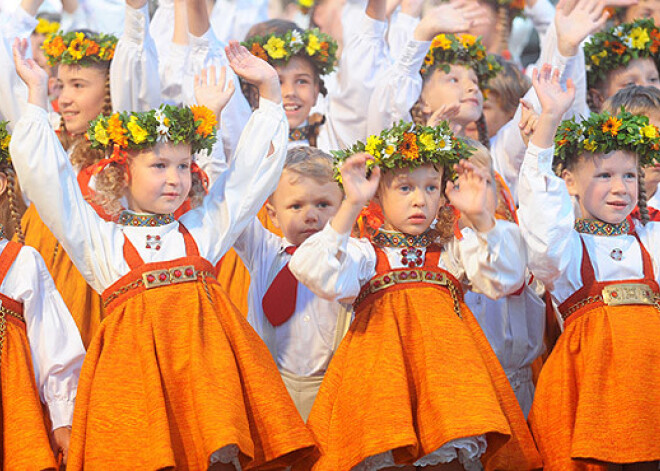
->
xmin=518 ymin=100 xmax=539 ymax=147
xmin=427 ymin=103 xmax=461 ymax=128
xmin=414 ymin=0 xmax=488 ymax=41
xmin=532 ymin=64 xmax=576 ymax=119
xmin=445 ymin=160 xmax=495 ymax=232
xmin=340 ymin=153 xmax=381 ymax=206
xmin=12 ymin=38 xmax=49 ymax=109
xmin=225 ymin=40 xmax=281 ymax=103
xmin=194 ymin=65 xmax=235 ymax=121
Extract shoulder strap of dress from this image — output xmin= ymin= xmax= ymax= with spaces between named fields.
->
xmin=578 ymin=235 xmax=597 ymax=287
xmin=424 ymin=245 xmax=442 ymax=268
xmin=0 ymin=241 xmax=23 ymax=286
xmin=373 ymin=245 xmax=392 ymax=273
xmin=632 ymin=231 xmax=655 ymax=280
xmin=178 ymin=223 xmax=200 ymax=257
xmin=122 ymin=234 xmax=144 ymax=269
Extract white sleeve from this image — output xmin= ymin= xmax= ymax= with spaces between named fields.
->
xmin=387 ymin=11 xmax=419 ymax=61
xmin=290 ymin=223 xmax=377 ymax=304
xmin=16 ymin=247 xmax=85 ymax=430
xmin=523 ymin=0 xmax=555 ymax=43
xmin=110 ymin=3 xmax=161 ymax=112
xmin=185 ymin=28 xmax=252 ymax=161
xmin=10 ymin=104 xmax=124 ymax=292
xmin=366 ymin=38 xmax=429 ymax=136
xmin=1 ymin=5 xmax=37 ymax=40
xmin=181 ymin=97 xmax=288 ymax=265
xmin=450 ymin=220 xmax=527 ymax=299
xmin=233 ymin=217 xmax=273 ymax=273
xmin=518 ymin=143 xmax=579 ymax=287
xmin=324 ymin=11 xmax=391 ymax=150
xmin=209 ymin=0 xmax=269 ymax=44
xmin=193 ymin=133 xmax=227 ymax=186
xmin=159 ymin=42 xmax=190 ymax=106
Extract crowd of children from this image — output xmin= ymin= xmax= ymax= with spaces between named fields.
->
xmin=0 ymin=0 xmax=659 ymax=469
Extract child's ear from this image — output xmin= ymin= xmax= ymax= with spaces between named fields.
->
xmin=265 ymin=199 xmax=281 ymax=229
xmin=562 ymin=168 xmax=579 ymax=196
xmin=0 ymin=173 xmax=8 ymax=198
xmin=587 ymin=87 xmax=605 ymax=112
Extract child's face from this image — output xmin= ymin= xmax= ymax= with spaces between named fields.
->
xmin=125 ymin=143 xmax=192 ymax=215
xmin=377 ymin=165 xmax=444 ymax=236
xmin=277 ymin=56 xmax=321 ymax=130
xmin=267 ymin=169 xmax=343 ymax=246
xmin=57 ymin=64 xmax=108 ymax=135
xmin=563 ymin=151 xmax=638 ymax=224
xmin=421 ymin=65 xmax=483 ymax=128
xmin=482 ymin=92 xmax=514 ymax=138
xmin=603 ymin=58 xmax=660 ymax=102
xmin=624 ymin=0 xmax=660 ymax=25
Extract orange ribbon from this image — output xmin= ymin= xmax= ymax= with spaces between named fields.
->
xmin=190 ymin=162 xmax=209 ymax=194
xmin=89 ymin=144 xmax=129 ymax=178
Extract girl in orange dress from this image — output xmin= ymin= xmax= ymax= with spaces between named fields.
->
xmin=11 ymin=41 xmax=316 ymax=470
xmin=0 ymin=122 xmax=85 ymax=469
xmin=519 ymin=63 xmax=660 ymax=470
xmin=290 ymin=121 xmax=541 ymax=470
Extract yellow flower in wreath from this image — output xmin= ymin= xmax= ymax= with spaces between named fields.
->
xmin=306 ymin=34 xmax=321 ymax=56
xmin=68 ymin=33 xmax=86 ymax=60
xmin=127 ymin=116 xmax=148 ymax=144
xmin=583 ymin=139 xmax=597 ymax=152
xmin=630 ymin=27 xmax=650 ymax=50
xmin=418 ymin=133 xmax=436 ymax=151
xmin=191 ymin=105 xmax=218 ymax=138
xmin=93 ymin=121 xmax=110 ymax=145
xmin=430 ymin=34 xmax=452 ymax=51
xmin=365 ymin=135 xmax=383 ymax=157
xmin=0 ymin=135 xmax=10 ymax=150
xmin=264 ymin=36 xmax=287 ymax=59
xmin=641 ymin=124 xmax=658 ymax=140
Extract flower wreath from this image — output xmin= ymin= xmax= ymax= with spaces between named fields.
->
xmin=297 ymin=0 xmax=314 ymax=13
xmin=0 ymin=122 xmax=11 ymax=166
xmin=421 ymin=33 xmax=502 ymax=91
xmin=585 ymin=19 xmax=660 ymax=88
xmin=554 ymin=108 xmax=660 ymax=172
xmin=331 ymin=120 xmax=472 ymax=184
xmin=43 ymin=31 xmax=117 ymax=66
xmin=243 ymin=28 xmax=338 ymax=76
xmin=35 ymin=17 xmax=60 ymax=35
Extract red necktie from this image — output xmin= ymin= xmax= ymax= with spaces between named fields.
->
xmin=262 ymin=246 xmax=298 ymax=326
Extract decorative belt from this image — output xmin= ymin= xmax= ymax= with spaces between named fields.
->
xmin=560 ymin=282 xmax=660 ymax=321
xmin=0 ymin=304 xmax=25 ymax=369
xmin=354 ymin=269 xmax=463 ymax=318
xmin=103 ymin=265 xmax=216 ymax=308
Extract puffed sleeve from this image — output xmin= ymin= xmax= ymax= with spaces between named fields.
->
xmin=182 ymin=97 xmax=288 ymax=264
xmin=110 ymin=3 xmax=161 ymax=112
xmin=233 ymin=217 xmax=273 ymax=274
xmin=366 ymin=38 xmax=429 ymax=136
xmin=14 ymin=246 xmax=85 ymax=430
xmin=0 ymin=5 xmax=37 ymax=40
xmin=10 ymin=104 xmax=125 ymax=292
xmin=290 ymin=223 xmax=377 ymax=304
xmin=517 ymin=143 xmax=580 ymax=287
xmin=448 ymin=220 xmax=527 ymax=299
xmin=209 ymin=0 xmax=269 ymax=45
xmin=159 ymin=42 xmax=189 ymax=106
xmin=320 ymin=11 xmax=391 ymax=151
xmin=0 ymin=8 xmax=34 ymax=126
xmin=387 ymin=11 xmax=418 ymax=61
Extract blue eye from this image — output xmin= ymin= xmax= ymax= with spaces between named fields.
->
xmin=290 ymin=204 xmax=301 ymax=210
xmin=399 ymin=185 xmax=410 ymax=192
xmin=426 ymin=185 xmax=438 ymax=192
xmin=317 ymin=201 xmax=330 ymax=208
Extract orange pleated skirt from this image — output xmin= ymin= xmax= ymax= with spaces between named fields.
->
xmin=302 ymin=284 xmax=542 ymax=471
xmin=20 ymin=205 xmax=103 ymax=348
xmin=530 ymin=304 xmax=660 ymax=469
xmin=215 ymin=206 xmax=282 ymax=316
xmin=1 ymin=303 xmax=57 ymax=470
xmin=67 ymin=257 xmax=316 ymax=471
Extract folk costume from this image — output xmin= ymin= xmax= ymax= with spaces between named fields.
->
xmin=518 ymin=111 xmax=660 ymax=468
xmin=10 ymin=100 xmax=316 ymax=470
xmin=289 ymin=123 xmax=541 ymax=470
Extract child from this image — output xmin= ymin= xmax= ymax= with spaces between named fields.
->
xmin=234 ymin=146 xmax=350 ymax=421
xmin=0 ymin=121 xmax=85 ymax=467
xmin=585 ymin=18 xmax=660 ymax=112
xmin=290 ymin=121 xmax=541 ymax=470
xmin=11 ymin=41 xmax=316 ymax=469
xmin=519 ymin=63 xmax=660 ymax=469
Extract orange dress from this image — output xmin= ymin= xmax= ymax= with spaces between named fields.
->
xmin=529 ymin=235 xmax=660 ymax=469
xmin=68 ymin=225 xmax=316 ymax=471
xmin=0 ymin=241 xmax=57 ymax=470
xmin=301 ymin=245 xmax=541 ymax=471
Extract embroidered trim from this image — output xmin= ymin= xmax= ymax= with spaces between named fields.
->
xmin=117 ymin=212 xmax=176 ymax=227
xmin=560 ymin=282 xmax=660 ymax=321
xmin=0 ymin=304 xmax=25 ymax=370
xmin=574 ymin=218 xmax=631 ymax=236
xmin=289 ymin=126 xmax=311 ymax=142
xmin=372 ymin=229 xmax=432 ymax=248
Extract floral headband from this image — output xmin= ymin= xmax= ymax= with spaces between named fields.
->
xmin=43 ymin=31 xmax=117 ymax=66
xmin=35 ymin=17 xmax=60 ymax=35
xmin=421 ymin=34 xmax=502 ymax=91
xmin=243 ymin=28 xmax=338 ymax=76
xmin=332 ymin=121 xmax=472 ymax=184
xmin=0 ymin=122 xmax=11 ymax=166
xmin=554 ymin=109 xmax=660 ymax=172
xmin=297 ymin=0 xmax=314 ymax=13
xmin=585 ymin=19 xmax=660 ymax=88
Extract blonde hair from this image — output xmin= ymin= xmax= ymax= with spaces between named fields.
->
xmin=0 ymin=164 xmax=26 ymax=242
xmin=488 ymin=56 xmax=531 ymax=116
xmin=284 ymin=145 xmax=335 ymax=182
xmin=93 ymin=146 xmax=207 ymax=217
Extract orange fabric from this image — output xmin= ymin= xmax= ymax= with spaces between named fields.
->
xmin=19 ymin=205 xmax=104 ymax=348
xmin=300 ymin=245 xmax=541 ymax=471
xmin=530 ymin=235 xmax=660 ymax=468
xmin=0 ymin=243 xmax=57 ymax=470
xmin=216 ymin=205 xmax=282 ymax=316
xmin=68 ymin=237 xmax=316 ymax=470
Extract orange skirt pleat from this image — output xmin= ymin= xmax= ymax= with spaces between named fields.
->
xmin=216 ymin=207 xmax=282 ymax=316
xmin=20 ymin=205 xmax=103 ymax=348
xmin=530 ymin=304 xmax=660 ymax=469
xmin=68 ymin=278 xmax=315 ymax=471
xmin=302 ymin=285 xmax=541 ymax=471
xmin=1 ymin=317 xmax=57 ymax=470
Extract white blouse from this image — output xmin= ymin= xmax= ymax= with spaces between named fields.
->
xmin=289 ymin=222 xmax=526 ymax=304
xmin=0 ymin=239 xmax=85 ymax=430
xmin=518 ymin=143 xmax=660 ymax=305
xmin=10 ymin=100 xmax=288 ymax=293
